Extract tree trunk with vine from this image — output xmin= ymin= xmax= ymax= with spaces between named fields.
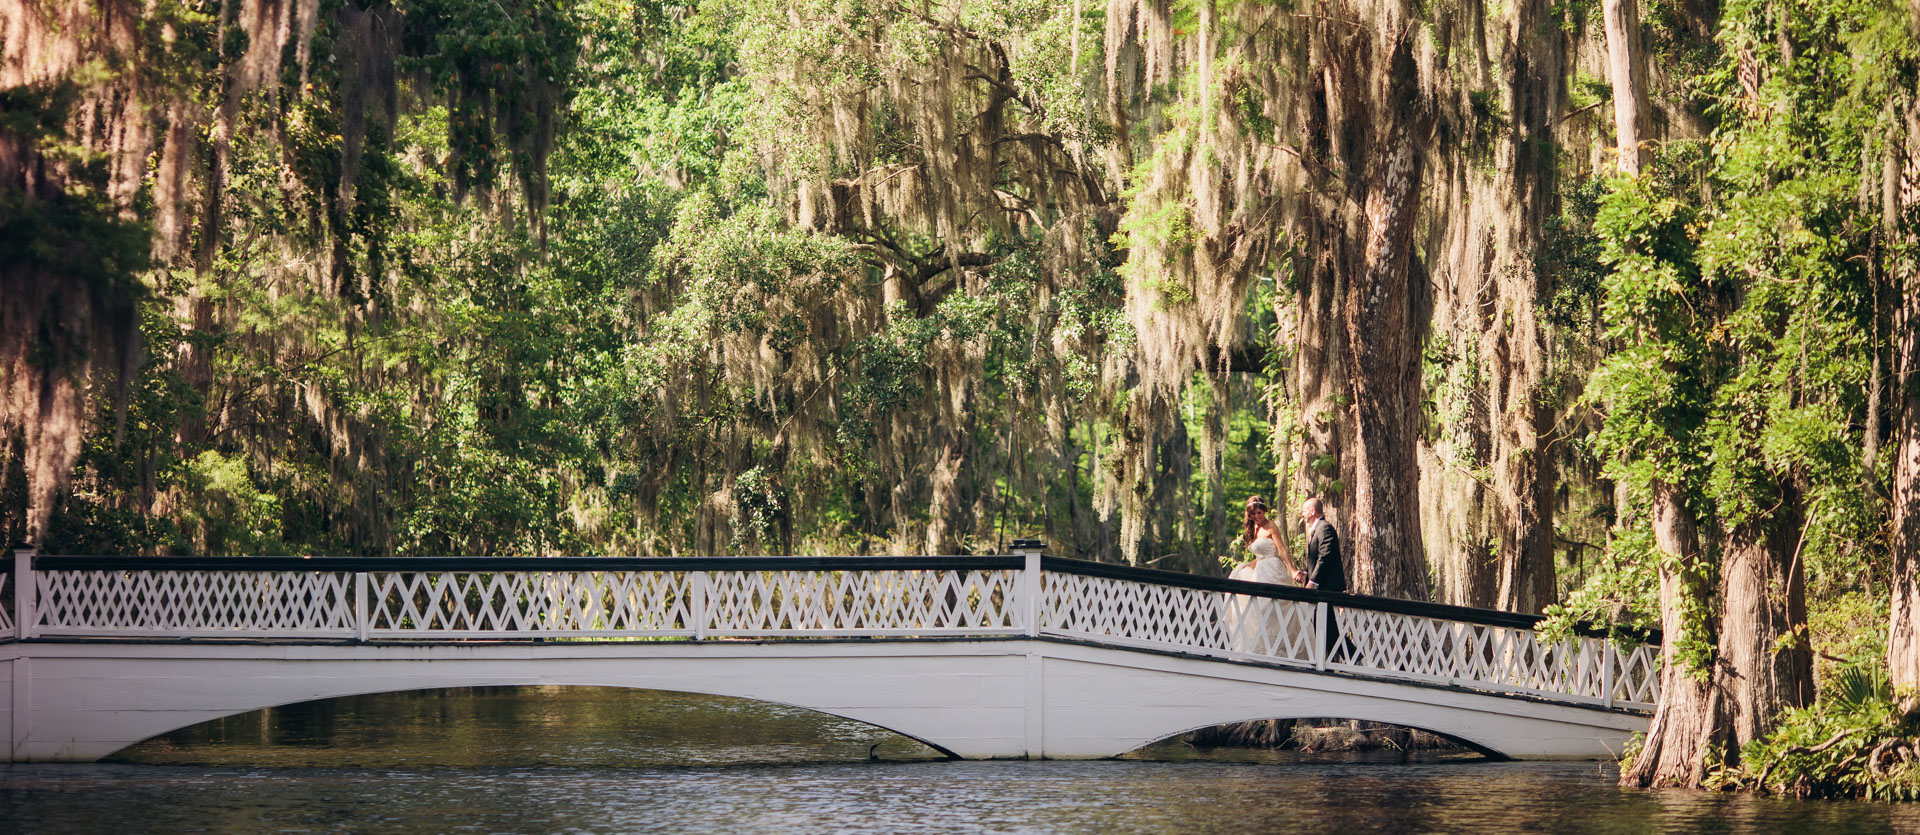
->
xmin=1621 ymin=483 xmax=1729 ymax=787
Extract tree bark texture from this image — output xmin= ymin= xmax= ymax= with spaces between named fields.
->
xmin=1490 ymin=5 xmax=1563 ymax=616
xmin=1717 ymin=499 xmax=1814 ymax=750
xmin=1337 ymin=22 xmax=1431 ymax=601
xmin=1602 ymin=0 xmax=1653 ymax=174
xmin=1891 ymin=296 xmax=1920 ymax=710
xmin=1621 ymin=483 xmax=1730 ymax=787
xmin=1888 ymin=101 xmax=1920 ymax=709
xmin=1623 ymin=480 xmax=1815 ymax=786
xmin=1201 ymin=374 xmax=1232 ymax=565
xmin=1292 ymin=244 xmax=1356 ymax=545
xmin=927 ymin=373 xmax=978 ymax=556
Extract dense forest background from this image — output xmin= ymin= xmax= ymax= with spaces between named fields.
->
xmin=4 ymin=0 xmax=1920 ymax=795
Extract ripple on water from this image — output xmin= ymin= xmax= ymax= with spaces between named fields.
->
xmin=2 ymin=688 xmax=1915 ymax=833
xmin=7 ymin=760 xmax=1920 ymax=834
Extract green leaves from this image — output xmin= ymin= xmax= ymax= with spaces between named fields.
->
xmin=1539 ymin=522 xmax=1660 ymax=647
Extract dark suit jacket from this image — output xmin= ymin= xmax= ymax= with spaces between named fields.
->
xmin=1305 ymin=518 xmax=1348 ymax=593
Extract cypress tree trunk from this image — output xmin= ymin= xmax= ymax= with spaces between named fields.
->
xmin=1493 ymin=420 xmax=1556 ymax=613
xmin=1421 ymin=154 xmax=1499 ymax=609
xmin=927 ymin=377 xmax=977 ymax=555
xmin=1202 ymin=374 xmax=1231 ymax=566
xmin=1621 ymin=483 xmax=1729 ymax=787
xmin=1338 ymin=19 xmax=1430 ymax=601
xmin=1718 ymin=499 xmax=1814 ymax=749
xmin=1888 ymin=101 xmax=1920 ymax=707
xmin=1602 ymin=0 xmax=1652 ymax=173
xmin=1487 ymin=0 xmax=1563 ymax=614
xmin=1623 ymin=424 xmax=1815 ymax=786
xmin=1292 ymin=250 xmax=1355 ymax=542
xmin=1892 ymin=301 xmax=1920 ymax=709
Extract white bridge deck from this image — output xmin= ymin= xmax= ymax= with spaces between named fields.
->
xmin=1 ymin=548 xmax=1659 ymax=762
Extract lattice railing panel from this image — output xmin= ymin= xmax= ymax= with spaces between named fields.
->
xmin=1325 ymin=606 xmax=1639 ymax=705
xmin=1611 ymin=642 xmax=1662 ymax=709
xmin=366 ymin=571 xmax=696 ymax=637
xmin=0 ymin=570 xmax=12 ymax=636
xmin=31 ymin=570 xmax=354 ymax=637
xmin=703 ymin=570 xmax=1019 ymax=636
xmin=1038 ymin=573 xmax=1317 ymax=666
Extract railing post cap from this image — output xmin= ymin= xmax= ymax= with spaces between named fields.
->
xmin=1009 ymin=538 xmax=1045 ymax=552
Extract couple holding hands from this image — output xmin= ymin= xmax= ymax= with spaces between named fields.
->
xmin=1231 ymin=496 xmax=1346 ymax=594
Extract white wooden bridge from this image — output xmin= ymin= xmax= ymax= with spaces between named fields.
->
xmin=0 ymin=544 xmax=1659 ymax=762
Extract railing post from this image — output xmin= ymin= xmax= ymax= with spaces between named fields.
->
xmin=13 ymin=543 xmax=35 ymax=640
xmin=1312 ymin=600 xmax=1328 ymax=671
xmin=1012 ymin=539 xmax=1044 ymax=638
xmin=1602 ymin=639 xmax=1616 ymax=709
xmin=1451 ymin=622 xmax=1467 ymax=686
xmin=691 ymin=571 xmax=709 ymax=640
xmin=354 ymin=572 xmax=370 ymax=642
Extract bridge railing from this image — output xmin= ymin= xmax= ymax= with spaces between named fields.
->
xmin=11 ymin=554 xmax=1026 ymax=641
xmin=1 ymin=557 xmax=12 ymax=637
xmin=4 ymin=548 xmax=1658 ymax=711
xmin=1036 ymin=557 xmax=1661 ymax=712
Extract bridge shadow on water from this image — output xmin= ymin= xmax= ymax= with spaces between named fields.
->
xmin=105 ymin=686 xmax=950 ymax=769
xmin=104 ymin=686 xmax=1491 ymax=769
xmin=1122 ymin=719 xmax=1493 ymax=766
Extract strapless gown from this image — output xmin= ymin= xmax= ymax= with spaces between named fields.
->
xmin=1224 ymin=538 xmax=1304 ymax=657
xmin=1247 ymin=538 xmax=1292 ymax=585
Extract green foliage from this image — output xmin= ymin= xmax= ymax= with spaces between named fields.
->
xmin=176 ymin=451 xmax=289 ymax=556
xmin=728 ymin=465 xmax=788 ymax=552
xmin=1716 ymin=662 xmax=1920 ymax=800
xmin=1813 ymin=591 xmax=1891 ymax=675
xmin=1572 ymin=0 xmax=1903 ymax=708
xmin=402 ymin=0 xmax=581 ymax=206
xmin=1536 ymin=175 xmax=1608 ymax=332
xmin=1464 ymin=89 xmax=1511 ymax=163
xmin=1114 ymin=195 xmax=1200 ymax=303
xmin=1588 ymin=168 xmax=1711 ymax=504
xmin=0 ymin=76 xmax=154 ymax=367
xmin=1539 ymin=522 xmax=1660 ymax=645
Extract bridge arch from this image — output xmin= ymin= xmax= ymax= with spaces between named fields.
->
xmin=1123 ymin=713 xmax=1510 ymax=761
xmin=106 ymin=683 xmax=962 ymax=763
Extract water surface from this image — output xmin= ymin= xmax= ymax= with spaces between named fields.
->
xmin=3 ymin=687 xmax=1914 ymax=833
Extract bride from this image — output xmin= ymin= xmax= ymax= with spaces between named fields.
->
xmin=1225 ymin=496 xmax=1302 ymax=655
xmin=1231 ymin=496 xmax=1299 ymax=586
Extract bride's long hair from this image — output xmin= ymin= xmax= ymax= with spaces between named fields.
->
xmin=1242 ymin=497 xmax=1269 ymax=546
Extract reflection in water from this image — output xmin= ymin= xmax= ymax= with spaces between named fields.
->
xmin=109 ymin=686 xmax=947 ymax=768
xmin=1121 ymin=737 xmax=1483 ymax=766
xmin=8 ymin=760 xmax=1919 ymax=834
xmin=0 ymin=688 xmax=1913 ymax=833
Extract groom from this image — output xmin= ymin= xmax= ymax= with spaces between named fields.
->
xmin=1291 ymin=498 xmax=1346 ymax=592
xmin=1291 ymin=497 xmax=1347 ymax=653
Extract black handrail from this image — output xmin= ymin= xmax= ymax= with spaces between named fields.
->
xmin=1041 ymin=556 xmax=1661 ymax=644
xmin=31 ymin=555 xmax=1027 ymax=573
xmin=22 ymin=552 xmax=1657 ymax=644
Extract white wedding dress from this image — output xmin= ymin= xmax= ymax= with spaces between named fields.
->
xmin=1248 ymin=538 xmax=1292 ymax=585
xmin=1225 ymin=537 xmax=1297 ymax=656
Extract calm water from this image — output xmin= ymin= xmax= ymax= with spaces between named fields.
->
xmin=4 ymin=687 xmax=1917 ymax=833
